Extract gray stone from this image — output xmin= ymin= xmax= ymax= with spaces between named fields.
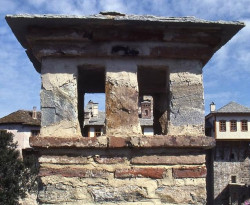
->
xmin=156 ymin=185 xmax=206 ymax=204
xmin=88 ymin=185 xmax=147 ymax=202
xmin=41 ymin=107 xmax=56 ymax=127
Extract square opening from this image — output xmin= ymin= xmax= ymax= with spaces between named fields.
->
xmin=77 ymin=65 xmax=105 ymax=137
xmin=231 ymin=175 xmax=236 ymax=183
xmin=137 ymin=66 xmax=169 ymax=135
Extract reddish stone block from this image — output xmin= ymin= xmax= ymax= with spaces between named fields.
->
xmin=30 ymin=136 xmax=107 ymax=148
xmin=115 ymin=167 xmax=165 ymax=179
xmin=39 ymin=167 xmax=108 ymax=178
xmin=131 ymin=155 xmax=205 ymax=165
xmin=94 ymin=156 xmax=126 ymax=164
xmin=173 ymin=166 xmax=207 ymax=178
xmin=109 ymin=136 xmax=129 ymax=148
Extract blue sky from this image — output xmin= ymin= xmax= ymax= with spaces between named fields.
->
xmin=0 ymin=0 xmax=250 ymax=117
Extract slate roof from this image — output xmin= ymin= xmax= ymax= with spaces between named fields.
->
xmin=216 ymin=101 xmax=250 ymax=113
xmin=0 ymin=110 xmax=41 ymax=126
xmin=85 ymin=111 xmax=105 ymax=126
xmin=139 ymin=118 xmax=153 ymax=126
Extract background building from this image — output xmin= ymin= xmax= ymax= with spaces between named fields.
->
xmin=0 ymin=107 xmax=40 ymax=156
xmin=206 ymin=102 xmax=250 ymax=204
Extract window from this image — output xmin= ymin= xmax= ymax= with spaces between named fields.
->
xmin=230 ymin=120 xmax=237 ymax=132
xmin=231 ymin=175 xmax=236 ymax=183
xmin=77 ymin=65 xmax=105 ymax=137
xmin=95 ymin=128 xmax=102 ymax=137
xmin=138 ymin=66 xmax=169 ymax=135
xmin=241 ymin=120 xmax=248 ymax=131
xmin=219 ymin=120 xmax=226 ymax=132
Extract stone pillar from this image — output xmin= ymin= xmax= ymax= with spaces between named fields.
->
xmin=105 ymin=62 xmax=141 ymax=136
xmin=168 ymin=60 xmax=204 ymax=136
xmin=40 ymin=58 xmax=81 ymax=137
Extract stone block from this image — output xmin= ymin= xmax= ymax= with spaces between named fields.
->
xmin=131 ymin=154 xmax=205 ymax=165
xmin=105 ymin=66 xmax=141 ymax=136
xmin=115 ymin=167 xmax=165 ymax=179
xmin=88 ymin=185 xmax=147 ymax=202
xmin=156 ymin=185 xmax=206 ymax=204
xmin=41 ymin=107 xmax=56 ymax=127
xmin=94 ymin=156 xmax=126 ymax=164
xmin=173 ymin=166 xmax=207 ymax=178
xmin=39 ymin=167 xmax=109 ymax=178
xmin=38 ymin=183 xmax=92 ymax=203
xmin=39 ymin=155 xmax=88 ymax=164
xmin=108 ymin=136 xmax=130 ymax=148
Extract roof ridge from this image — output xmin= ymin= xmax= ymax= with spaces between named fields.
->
xmin=216 ymin=101 xmax=250 ymax=113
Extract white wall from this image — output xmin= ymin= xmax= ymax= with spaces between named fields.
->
xmin=215 ymin=115 xmax=250 ymax=140
xmin=89 ymin=127 xmax=95 ymax=137
xmin=0 ymin=124 xmax=40 ymax=153
xmin=143 ymin=127 xmax=154 ymax=136
xmin=88 ymin=126 xmax=104 ymax=137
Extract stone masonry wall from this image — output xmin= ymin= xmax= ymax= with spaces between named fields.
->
xmin=37 ymin=147 xmax=207 ymax=205
xmin=214 ymin=141 xmax=250 ymax=204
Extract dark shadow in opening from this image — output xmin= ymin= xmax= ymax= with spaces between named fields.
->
xmin=137 ymin=66 xmax=169 ymax=135
xmin=77 ymin=65 xmax=105 ymax=137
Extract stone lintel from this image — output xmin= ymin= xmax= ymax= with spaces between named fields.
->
xmin=30 ymin=135 xmax=215 ymax=149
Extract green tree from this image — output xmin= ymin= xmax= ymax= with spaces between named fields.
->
xmin=0 ymin=130 xmax=38 ymax=205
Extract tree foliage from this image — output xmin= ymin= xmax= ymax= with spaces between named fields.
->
xmin=0 ymin=130 xmax=38 ymax=205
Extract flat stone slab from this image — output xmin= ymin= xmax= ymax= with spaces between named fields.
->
xmin=30 ymin=135 xmax=215 ymax=149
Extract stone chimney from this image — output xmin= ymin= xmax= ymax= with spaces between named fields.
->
xmin=210 ymin=102 xmax=216 ymax=112
xmin=32 ymin=106 xmax=37 ymax=119
xmin=84 ymin=111 xmax=90 ymax=124
xmin=92 ymin=103 xmax=98 ymax=117
xmin=141 ymin=100 xmax=151 ymax=119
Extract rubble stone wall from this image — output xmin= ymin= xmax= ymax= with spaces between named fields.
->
xmin=214 ymin=141 xmax=250 ymax=204
xmin=37 ymin=147 xmax=207 ymax=205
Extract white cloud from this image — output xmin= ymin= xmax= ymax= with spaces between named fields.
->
xmin=1 ymin=0 xmax=250 ymax=117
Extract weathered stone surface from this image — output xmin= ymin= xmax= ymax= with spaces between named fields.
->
xmin=131 ymin=154 xmax=205 ymax=165
xmin=156 ymin=185 xmax=206 ymax=204
xmin=108 ymin=136 xmax=130 ymax=148
xmin=40 ymin=59 xmax=81 ymax=137
xmin=39 ymin=155 xmax=88 ymax=164
xmin=94 ymin=156 xmax=126 ymax=164
xmin=38 ymin=183 xmax=92 ymax=203
xmin=105 ymin=64 xmax=141 ymax=136
xmin=173 ymin=166 xmax=207 ymax=178
xmin=39 ymin=167 xmax=109 ymax=178
xmin=30 ymin=135 xmax=215 ymax=149
xmin=115 ymin=167 xmax=165 ymax=179
xmin=30 ymin=136 xmax=107 ymax=148
xmin=87 ymin=185 xmax=147 ymax=202
xmin=131 ymin=135 xmax=215 ymax=149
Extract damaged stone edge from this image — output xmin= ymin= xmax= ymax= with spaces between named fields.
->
xmin=30 ymin=135 xmax=215 ymax=149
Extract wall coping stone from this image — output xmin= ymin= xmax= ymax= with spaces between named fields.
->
xmin=30 ymin=135 xmax=215 ymax=149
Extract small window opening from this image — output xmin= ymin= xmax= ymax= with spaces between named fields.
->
xmin=231 ymin=175 xmax=236 ymax=183
xmin=138 ymin=66 xmax=169 ymax=135
xmin=78 ymin=66 xmax=105 ymax=137
xmin=219 ymin=120 xmax=226 ymax=132
xmin=241 ymin=120 xmax=248 ymax=131
xmin=230 ymin=120 xmax=237 ymax=132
